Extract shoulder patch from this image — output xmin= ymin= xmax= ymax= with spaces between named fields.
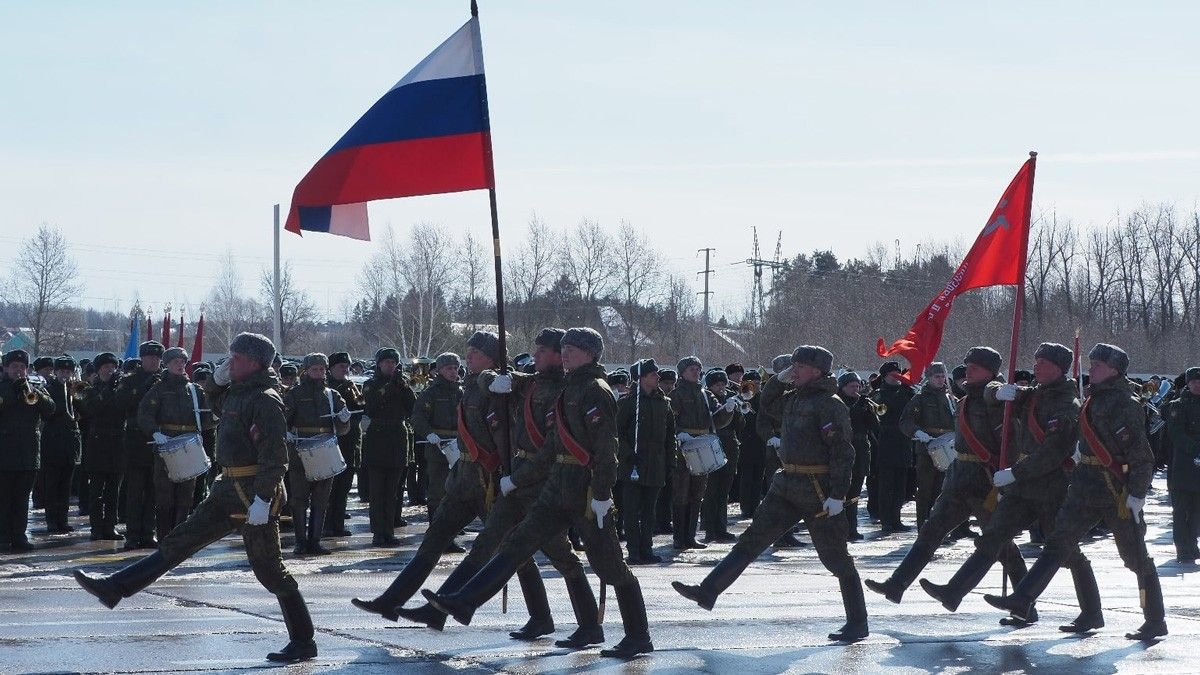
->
xmin=586 ymin=405 xmax=603 ymax=425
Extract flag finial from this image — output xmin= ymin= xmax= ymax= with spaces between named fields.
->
xmin=1029 ymin=150 xmax=1037 ymax=158
xmin=471 ymin=0 xmax=478 ymax=17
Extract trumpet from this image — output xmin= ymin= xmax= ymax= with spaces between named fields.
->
xmin=864 ymin=397 xmax=887 ymax=417
xmin=738 ymin=379 xmax=759 ymax=400
xmin=21 ymin=374 xmax=47 ymax=405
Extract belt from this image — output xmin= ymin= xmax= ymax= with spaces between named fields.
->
xmin=782 ymin=463 xmax=829 ymax=474
xmin=681 ymin=427 xmax=709 ymax=435
xmin=1079 ymin=455 xmax=1105 ymax=466
xmin=295 ymin=426 xmax=333 ymax=434
xmin=160 ymin=423 xmax=197 ymax=432
xmin=222 ymin=465 xmax=259 ymax=478
xmin=555 ymin=454 xmax=585 ymax=466
xmin=432 ymin=428 xmax=458 ymax=436
xmin=957 ymin=452 xmax=986 ymax=463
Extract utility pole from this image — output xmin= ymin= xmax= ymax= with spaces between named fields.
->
xmin=735 ymin=230 xmax=785 ymax=328
xmin=697 ymin=247 xmax=716 ymax=326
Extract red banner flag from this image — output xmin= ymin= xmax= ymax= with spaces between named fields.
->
xmin=877 ymin=157 xmax=1036 ymax=383
xmin=161 ymin=309 xmax=172 ymax=346
xmin=176 ymin=313 xmax=185 ymax=348
xmin=145 ymin=312 xmax=153 ymax=344
xmin=187 ymin=314 xmax=205 ymax=377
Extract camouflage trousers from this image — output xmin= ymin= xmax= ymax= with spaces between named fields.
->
xmin=976 ymin=492 xmax=1091 ymax=570
xmin=462 ymin=487 xmax=585 ymax=580
xmin=414 ymin=459 xmax=491 ymax=562
xmin=156 ymin=476 xmax=297 ymax=596
xmin=423 ymin=443 xmax=451 ymax=519
xmin=1045 ymin=478 xmax=1154 ymax=575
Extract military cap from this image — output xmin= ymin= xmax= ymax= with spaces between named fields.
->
xmin=230 ymin=332 xmax=276 ymax=369
xmin=512 ymin=352 xmax=534 ymax=370
xmin=951 ymin=364 xmax=967 ymax=380
xmin=279 ymin=362 xmax=299 ymax=376
xmin=302 ymin=353 xmax=329 ymax=370
xmin=374 ymin=348 xmax=400 ymax=364
xmin=658 ymin=368 xmax=678 ymax=383
xmin=607 ymin=370 xmax=630 ymax=386
xmin=964 ymin=346 xmax=1002 ymax=374
xmin=54 ymin=356 xmax=77 ymax=370
xmin=139 ymin=340 xmax=165 ymax=357
xmin=725 ymin=363 xmax=745 ymax=377
xmin=1185 ymin=367 xmax=1200 ymax=383
xmin=82 ymin=362 xmax=96 ymax=376
xmin=924 ymin=362 xmax=947 ymax=378
xmin=837 ymin=370 xmax=862 ymax=389
xmin=534 ymin=328 xmax=566 ymax=352
xmin=92 ymin=352 xmax=119 ymax=369
xmin=435 ymin=352 xmax=461 ymax=369
xmin=704 ymin=368 xmax=729 ymax=387
xmin=122 ymin=358 xmax=142 ymax=373
xmin=771 ymin=354 xmax=792 ymax=374
xmin=161 ymin=347 xmax=188 ymax=365
xmin=2 ymin=349 xmax=30 ymax=366
xmin=190 ymin=361 xmax=211 ymax=374
xmin=32 ymin=356 xmax=55 ymax=371
xmin=878 ymin=361 xmax=902 ymax=377
xmin=561 ymin=327 xmax=604 ymax=361
xmin=630 ymin=358 xmax=659 ymax=379
xmin=1013 ymin=369 xmax=1034 ymax=384
xmin=1033 ymin=342 xmax=1072 ymax=374
xmin=677 ymin=355 xmax=702 ymax=373
xmin=792 ymin=345 xmax=834 ymax=374
xmin=743 ymin=369 xmax=762 ymax=382
xmin=466 ymin=331 xmax=500 ymax=363
xmin=1088 ymin=343 xmax=1129 ymax=374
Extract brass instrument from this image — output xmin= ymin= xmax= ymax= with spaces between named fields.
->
xmin=738 ymin=379 xmax=759 ymax=399
xmin=21 ymin=374 xmax=47 ymax=405
xmin=865 ymin=397 xmax=887 ymax=417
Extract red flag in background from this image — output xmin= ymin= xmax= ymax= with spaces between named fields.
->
xmin=161 ymin=309 xmax=172 ymax=346
xmin=187 ymin=314 xmax=205 ymax=377
xmin=877 ymin=157 xmax=1036 ymax=383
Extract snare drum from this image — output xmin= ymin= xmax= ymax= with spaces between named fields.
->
xmin=681 ymin=434 xmax=727 ymax=475
xmin=157 ymin=433 xmax=211 ymax=483
xmin=295 ymin=433 xmax=347 ymax=481
xmin=927 ymin=432 xmax=957 ymax=472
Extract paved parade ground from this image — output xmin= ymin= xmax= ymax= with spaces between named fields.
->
xmin=3 ymin=473 xmax=1197 ymax=674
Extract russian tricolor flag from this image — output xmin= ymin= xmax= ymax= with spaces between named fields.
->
xmin=285 ymin=16 xmax=495 ymax=240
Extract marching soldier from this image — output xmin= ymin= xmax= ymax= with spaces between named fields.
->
xmin=755 ymin=354 xmax=806 ymax=549
xmin=835 ymin=371 xmax=879 ymax=541
xmin=1 ymin=350 xmax=55 ymax=552
xmin=115 ymin=341 xmax=164 ymax=550
xmin=41 ymin=356 xmax=83 ymax=534
xmin=921 ymin=343 xmax=1103 ymax=633
xmin=866 ymin=347 xmax=1030 ymax=625
xmin=899 ymin=362 xmax=956 ymax=529
xmin=411 ymin=352 xmax=465 ymax=547
xmin=670 ymin=356 xmax=735 ymax=550
xmin=701 ymin=368 xmax=743 ymax=543
xmin=872 ymin=361 xmax=916 ymax=533
xmin=985 ymin=343 xmax=1167 ymax=641
xmin=423 ymin=327 xmax=654 ymax=659
xmin=75 ymin=332 xmax=319 ymax=663
xmin=359 ymin=347 xmax=416 ymax=547
xmin=82 ymin=353 xmax=125 ymax=541
xmin=326 ymin=352 xmax=364 ymax=537
xmin=619 ymin=358 xmax=674 ymax=564
xmin=138 ymin=347 xmax=215 ymax=542
xmin=1165 ymin=367 xmax=1200 ymax=562
xmin=672 ymin=346 xmax=868 ymax=642
xmin=283 ymin=353 xmax=351 ymax=556
xmin=352 ymin=332 xmax=507 ymax=617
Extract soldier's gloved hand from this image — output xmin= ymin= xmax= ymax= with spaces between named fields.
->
xmin=1193 ymin=456 xmax=1200 ymax=468
xmin=767 ymin=436 xmax=782 ymax=449
xmin=286 ymin=432 xmax=297 ymax=443
xmin=337 ymin=407 xmax=352 ymax=423
xmin=213 ymin=360 xmax=232 ymax=386
xmin=591 ymin=498 xmax=612 ymax=529
xmin=442 ymin=439 xmax=462 ymax=466
xmin=247 ymin=496 xmax=271 ymax=526
xmin=676 ymin=432 xmax=695 ymax=443
xmin=722 ymin=397 xmax=739 ymax=412
xmin=993 ymin=468 xmax=1016 ymax=487
xmin=1126 ymin=494 xmax=1145 ymax=523
xmin=995 ymin=383 xmax=1020 ymax=401
xmin=913 ymin=430 xmax=933 ymax=443
xmin=426 ymin=433 xmax=442 ymax=445
xmin=500 ymin=475 xmax=516 ymax=496
xmin=1071 ymin=446 xmax=1082 ymax=465
xmin=152 ymin=432 xmax=170 ymax=445
xmin=489 ymin=374 xmax=513 ymax=394
xmin=822 ymin=498 xmax=844 ymax=517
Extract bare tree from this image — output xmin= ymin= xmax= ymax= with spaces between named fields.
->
xmin=614 ymin=220 xmax=663 ymax=361
xmin=458 ymin=228 xmax=490 ymax=330
xmin=260 ymin=260 xmax=318 ymax=355
xmin=205 ymin=248 xmax=257 ymax=351
xmin=559 ymin=218 xmax=614 ymax=303
xmin=4 ymin=224 xmax=82 ymax=353
xmin=507 ymin=213 xmax=556 ymax=304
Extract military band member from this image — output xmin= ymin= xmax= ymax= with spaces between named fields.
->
xmin=283 ymin=353 xmax=351 ymax=556
xmin=82 ymin=353 xmax=125 ymax=541
xmin=835 ymin=371 xmax=879 ymax=541
xmin=1165 ymin=367 xmax=1200 ymax=563
xmin=41 ymin=356 xmax=83 ymax=534
xmin=673 ymin=346 xmax=867 ymax=642
xmin=412 ymin=352 xmax=465 ymax=548
xmin=619 ymin=358 xmax=675 ymax=563
xmin=866 ymin=347 xmax=1030 ymax=623
xmin=872 ymin=360 xmax=916 ymax=534
xmin=654 ymin=367 xmax=679 ymax=536
xmin=701 ymin=368 xmax=743 ymax=543
xmin=1 ymin=350 xmax=55 ymax=552
xmin=115 ymin=341 xmax=164 ymax=550
xmin=424 ymin=327 xmax=654 ymax=659
xmin=899 ymin=362 xmax=957 ymax=529
xmin=75 ymin=333 xmax=319 ymax=662
xmin=671 ymin=356 xmax=735 ymax=550
xmin=279 ymin=362 xmax=299 ymax=391
xmin=359 ymin=347 xmax=416 ymax=547
xmin=985 ymin=343 xmax=1167 ymax=641
xmin=326 ymin=352 xmax=364 ymax=537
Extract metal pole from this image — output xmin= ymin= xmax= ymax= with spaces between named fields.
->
xmin=273 ymin=203 xmax=283 ymax=351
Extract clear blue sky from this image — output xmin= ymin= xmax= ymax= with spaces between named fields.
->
xmin=3 ymin=2 xmax=1198 ymax=322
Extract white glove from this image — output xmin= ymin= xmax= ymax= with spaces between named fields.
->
xmin=823 ymin=498 xmax=844 ymax=517
xmin=500 ymin=475 xmax=516 ymax=496
xmin=767 ymin=436 xmax=782 ymax=449
xmin=337 ymin=407 xmax=352 ymax=423
xmin=442 ymin=439 xmax=461 ymax=466
xmin=247 ymin=496 xmax=271 ymax=526
xmin=723 ymin=397 xmax=738 ymax=412
xmin=213 ymin=360 xmax=232 ymax=386
xmin=152 ymin=432 xmax=170 ymax=445
xmin=426 ymin=433 xmax=442 ymax=445
xmin=993 ymin=468 xmax=1016 ymax=487
xmin=676 ymin=432 xmax=695 ymax=443
xmin=776 ymin=365 xmax=796 ymax=384
xmin=995 ymin=384 xmax=1020 ymax=401
xmin=360 ymin=415 xmax=371 ymax=432
xmin=913 ymin=430 xmax=933 ymax=443
xmin=1126 ymin=494 xmax=1145 ymax=524
xmin=489 ymin=374 xmax=513 ymax=394
xmin=1193 ymin=456 xmax=1200 ymax=468
xmin=286 ymin=432 xmax=297 ymax=443
xmin=1071 ymin=446 xmax=1082 ymax=465
xmin=591 ymin=498 xmax=612 ymax=529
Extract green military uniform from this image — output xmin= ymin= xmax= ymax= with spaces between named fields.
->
xmin=702 ymin=381 xmax=743 ymax=542
xmin=41 ymin=375 xmax=82 ymax=533
xmin=326 ymin=372 xmax=364 ymax=536
xmin=139 ymin=371 xmax=215 ymax=541
xmin=0 ymin=364 xmax=56 ymax=550
xmin=898 ymin=379 xmax=956 ymax=527
xmin=670 ymin=373 xmax=733 ymax=549
xmin=986 ymin=343 xmax=1166 ymax=640
xmin=360 ymin=369 xmax=415 ymax=543
xmin=411 ymin=376 xmax=463 ymax=517
xmin=82 ymin=364 xmax=125 ymax=540
xmin=835 ymin=373 xmax=879 ymax=541
xmin=673 ymin=346 xmax=867 ymax=642
xmin=871 ymin=366 xmax=916 ymax=532
xmin=618 ymin=374 xmax=674 ymax=562
xmin=282 ymin=374 xmax=349 ymax=554
xmin=1165 ymin=370 xmax=1200 ymax=561
xmin=115 ymin=365 xmax=161 ymax=548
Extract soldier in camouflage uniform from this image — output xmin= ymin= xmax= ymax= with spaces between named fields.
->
xmin=385 ymin=329 xmax=603 ymax=649
xmin=138 ymin=347 xmax=215 ymax=542
xmin=835 ymin=371 xmax=879 ymax=541
xmin=986 ymin=343 xmax=1167 ymax=641
xmin=921 ymin=343 xmax=1103 ymax=632
xmin=412 ymin=352 xmax=465 ymax=549
xmin=866 ymin=347 xmax=1030 ymax=625
xmin=701 ymin=368 xmax=743 ymax=543
xmin=1165 ymin=367 xmax=1200 ymax=562
xmin=325 ymin=352 xmax=364 ymax=537
xmin=353 ymin=332 xmax=507 ymax=617
xmin=115 ymin=341 xmax=164 ymax=550
xmin=754 ymin=354 xmax=807 ymax=549
xmin=359 ymin=347 xmax=416 ymax=546
xmin=75 ymin=333 xmax=318 ymax=663
xmin=619 ymin=358 xmax=675 ymax=564
xmin=41 ymin=356 xmax=83 ymax=534
xmin=673 ymin=346 xmax=867 ymax=642
xmin=671 ymin=356 xmax=735 ymax=550
xmin=898 ymin=362 xmax=957 ymax=528
xmin=425 ymin=327 xmax=653 ymax=659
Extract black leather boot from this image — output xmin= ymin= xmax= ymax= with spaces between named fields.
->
xmin=266 ymin=591 xmax=317 ymax=662
xmin=1060 ymin=560 xmax=1104 ymax=633
xmin=394 ymin=560 xmax=481 ymax=630
xmin=509 ymin=561 xmax=554 ymax=640
xmin=828 ymin=575 xmax=869 ymax=642
xmin=74 ymin=551 xmax=170 ymax=609
xmin=425 ymin=554 xmax=518 ymax=626
xmin=865 ymin=539 xmax=936 ymax=604
xmin=555 ymin=574 xmax=604 ymax=649
xmin=599 ymin=580 xmax=653 ymax=658
xmin=1126 ymin=566 xmax=1167 ymax=640
xmin=351 ymin=555 xmax=436 ymax=622
xmin=984 ymin=552 xmax=1060 ymax=622
xmin=686 ymin=504 xmax=707 ymax=549
xmin=672 ymin=549 xmax=755 ymax=610
xmin=919 ymin=549 xmax=995 ymax=612
xmin=671 ymin=506 xmax=688 ymax=550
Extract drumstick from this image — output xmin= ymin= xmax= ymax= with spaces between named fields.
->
xmin=320 ymin=409 xmax=365 ymax=418
xmin=814 ymin=496 xmax=861 ymax=519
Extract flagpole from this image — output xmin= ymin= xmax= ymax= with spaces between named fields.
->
xmin=273 ymin=203 xmax=283 ymax=353
xmin=998 ymin=151 xmax=1037 ymax=470
xmin=472 ymin=0 xmax=507 ymax=371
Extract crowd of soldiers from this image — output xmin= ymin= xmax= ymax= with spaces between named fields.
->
xmin=1 ymin=328 xmax=1198 ymax=662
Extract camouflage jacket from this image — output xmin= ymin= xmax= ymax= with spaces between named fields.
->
xmin=283 ymin=377 xmax=350 ymax=438
xmin=505 ymin=366 xmax=567 ymax=499
xmin=411 ymin=376 xmax=462 ymax=440
xmin=942 ymin=379 xmax=1005 ymax=500
xmin=204 ymin=368 xmax=289 ymax=501
xmin=1075 ymin=375 xmax=1155 ymax=500
xmin=899 ymin=384 xmax=956 ymax=447
xmin=525 ymin=362 xmax=619 ymax=501
xmin=991 ymin=376 xmax=1079 ymax=501
xmin=760 ymin=374 xmax=855 ymax=500
xmin=616 ymin=386 xmax=675 ymax=487
xmin=115 ymin=368 xmax=161 ymax=465
xmin=360 ymin=371 xmax=415 ymax=469
xmin=137 ymin=372 xmax=214 ymax=438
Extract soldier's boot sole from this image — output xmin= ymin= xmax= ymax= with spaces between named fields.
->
xmin=394 ymin=603 xmax=447 ymax=630
xmin=509 ymin=616 xmax=555 ymax=641
xmin=350 ymin=555 xmax=436 ymax=622
xmin=599 ymin=636 xmax=654 ymax=659
xmin=1061 ymin=559 xmax=1104 ymax=632
xmin=671 ymin=581 xmax=716 ymax=610
xmin=999 ymin=605 xmax=1038 ymax=626
xmin=73 ymin=570 xmax=122 ymax=609
xmin=555 ymin=625 xmax=606 ymax=650
xmin=424 ymin=589 xmax=476 ymax=626
xmin=984 ymin=552 xmax=1061 ymax=623
xmin=864 ymin=578 xmax=904 ymax=604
